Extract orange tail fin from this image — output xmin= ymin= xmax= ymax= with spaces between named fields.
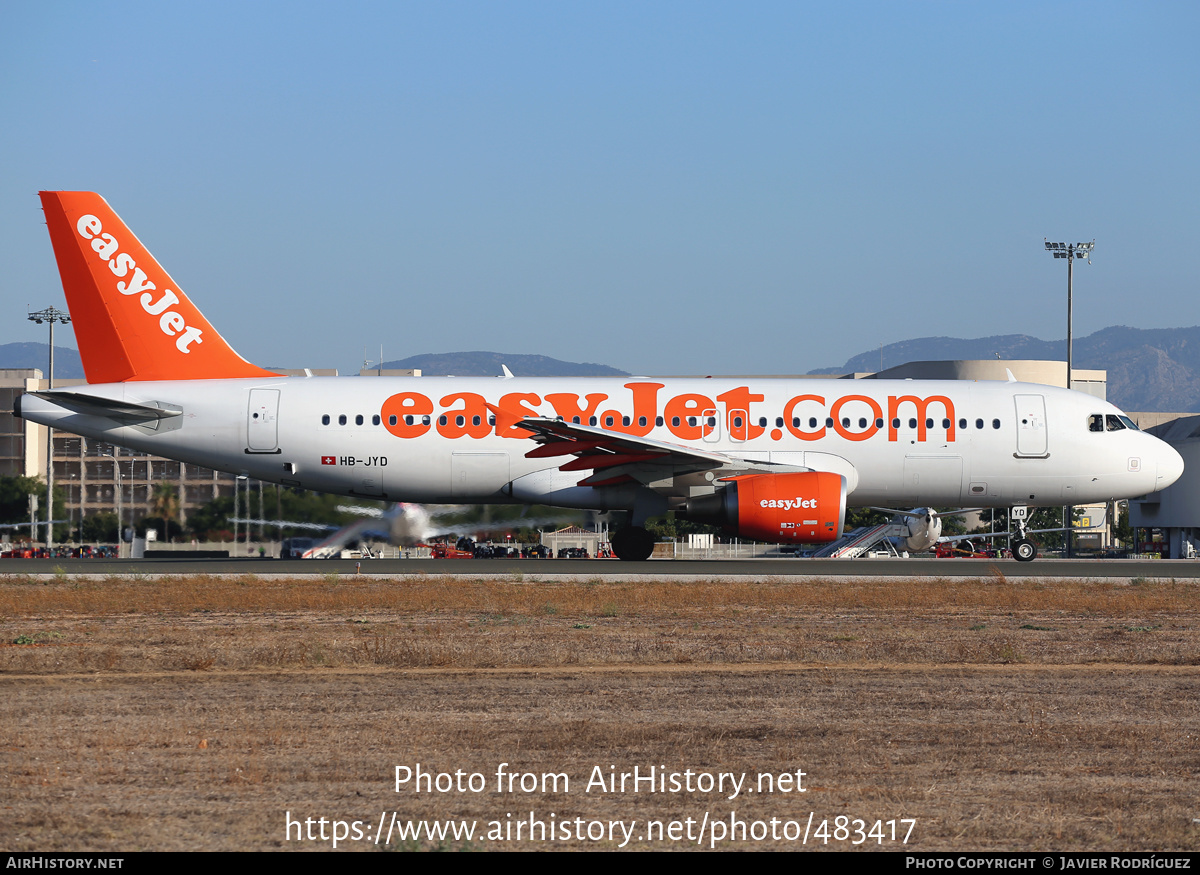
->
xmin=39 ymin=192 xmax=279 ymax=382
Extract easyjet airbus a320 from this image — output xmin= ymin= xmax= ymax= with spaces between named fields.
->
xmin=18 ymin=192 xmax=1184 ymax=560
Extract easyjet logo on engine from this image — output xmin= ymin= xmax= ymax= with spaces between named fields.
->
xmin=760 ymin=498 xmax=818 ymax=510
xmin=76 ymin=215 xmax=204 ymax=354
xmin=379 ymin=384 xmax=957 ymax=445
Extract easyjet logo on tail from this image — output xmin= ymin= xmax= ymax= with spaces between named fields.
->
xmin=39 ymin=191 xmax=278 ymax=382
xmin=76 ymin=215 xmax=204 ymax=354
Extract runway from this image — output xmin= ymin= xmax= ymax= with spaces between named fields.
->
xmin=2 ymin=556 xmax=1198 ymax=578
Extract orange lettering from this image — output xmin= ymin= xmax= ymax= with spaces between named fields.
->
xmin=887 ymin=395 xmax=955 ymax=443
xmin=381 ymin=392 xmax=433 ymax=438
xmin=664 ymin=393 xmax=715 ymax=440
xmin=496 ymin=392 xmax=542 ymax=438
xmin=598 ymin=382 xmax=663 ymax=436
xmin=437 ymin=392 xmax=492 ymax=439
xmin=545 ymin=392 xmax=608 ymax=423
xmin=717 ymin=386 xmax=765 ymax=440
xmin=783 ymin=394 xmax=826 ymax=441
xmin=830 ymin=394 xmax=882 ymax=442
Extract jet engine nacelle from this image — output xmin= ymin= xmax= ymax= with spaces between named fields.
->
xmin=902 ymin=509 xmax=942 ymax=552
xmin=683 ymin=471 xmax=847 ymax=543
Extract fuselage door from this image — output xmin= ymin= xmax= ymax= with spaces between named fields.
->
xmin=1014 ymin=394 xmax=1048 ymax=457
xmin=247 ymin=388 xmax=280 ymax=453
xmin=729 ymin=409 xmax=749 ymax=442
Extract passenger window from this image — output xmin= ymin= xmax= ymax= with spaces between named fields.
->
xmin=422 ymin=415 xmax=431 ymax=426
xmin=488 ymin=415 xmax=495 ymax=426
xmin=733 ymin=416 xmax=744 ymax=428
xmin=454 ymin=415 xmax=465 ymax=426
xmin=572 ymin=416 xmax=581 ymax=424
xmin=338 ymin=414 xmax=347 ymax=426
xmin=372 ymin=415 xmax=380 ymax=426
xmin=958 ymin=418 xmax=966 ymax=429
xmin=605 ymin=416 xmax=614 ymax=427
xmin=976 ymin=418 xmax=984 ymax=429
xmin=892 ymin=418 xmax=900 ymax=428
xmin=908 ymin=418 xmax=917 ymax=429
xmin=707 ymin=417 xmax=716 ymax=427
xmin=758 ymin=417 xmax=767 ymax=428
xmin=321 ymin=414 xmax=330 ymax=425
xmin=589 ymin=417 xmax=597 ymax=426
xmin=992 ymin=419 xmax=1001 ymax=429
xmin=655 ymin=416 xmax=663 ymax=426
xmin=925 ymin=418 xmax=933 ymax=429
xmin=438 ymin=415 xmax=447 ymax=426
xmin=355 ymin=414 xmax=364 ymax=426
xmin=688 ymin=417 xmax=697 ymax=427
xmin=858 ymin=418 xmax=867 ymax=428
xmin=472 ymin=415 xmax=481 ymax=426
xmin=776 ymin=417 xmax=784 ymax=428
xmin=875 ymin=418 xmax=884 ymax=428
xmin=942 ymin=419 xmax=950 ymax=428
xmin=671 ymin=416 xmax=680 ymax=427
xmin=639 ymin=416 xmax=647 ymax=427
xmin=622 ymin=416 xmax=631 ymax=426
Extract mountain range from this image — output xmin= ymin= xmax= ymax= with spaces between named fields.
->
xmin=379 ymin=352 xmax=629 ymax=378
xmin=7 ymin=324 xmax=1199 ymax=412
xmin=811 ymin=326 xmax=1200 ymax=412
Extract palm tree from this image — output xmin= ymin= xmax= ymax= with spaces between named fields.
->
xmin=150 ymin=483 xmax=180 ymax=540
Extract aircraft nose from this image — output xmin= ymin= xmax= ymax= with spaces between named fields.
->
xmin=1155 ymin=441 xmax=1185 ymax=491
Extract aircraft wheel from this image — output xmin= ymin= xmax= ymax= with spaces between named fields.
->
xmin=611 ymin=526 xmax=655 ymax=561
xmin=1012 ymin=539 xmax=1037 ymax=562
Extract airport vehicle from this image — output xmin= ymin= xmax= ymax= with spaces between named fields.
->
xmin=18 ymin=193 xmax=1185 ymax=561
xmin=934 ymin=540 xmax=1000 ymax=559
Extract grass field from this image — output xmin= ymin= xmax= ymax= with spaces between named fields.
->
xmin=1 ymin=571 xmax=1197 ymax=851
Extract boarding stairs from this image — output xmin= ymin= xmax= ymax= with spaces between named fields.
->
xmin=813 ymin=523 xmax=909 ymax=559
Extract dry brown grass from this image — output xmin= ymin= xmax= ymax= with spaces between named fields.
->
xmin=1 ymin=572 xmax=1198 ymax=851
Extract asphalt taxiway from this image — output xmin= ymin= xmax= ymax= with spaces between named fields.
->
xmin=0 ymin=557 xmax=1197 ymax=578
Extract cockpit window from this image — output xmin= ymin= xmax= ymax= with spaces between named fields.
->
xmin=1088 ymin=414 xmax=1104 ymax=432
xmin=1106 ymin=414 xmax=1126 ymax=431
xmin=1119 ymin=415 xmax=1139 ymax=431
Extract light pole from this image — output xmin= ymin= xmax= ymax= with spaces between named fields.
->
xmin=1043 ymin=240 xmax=1094 ymax=391
xmin=1044 ymin=239 xmax=1094 ymax=557
xmin=100 ymin=449 xmax=123 ymax=558
xmin=28 ymin=306 xmax=71 ymax=552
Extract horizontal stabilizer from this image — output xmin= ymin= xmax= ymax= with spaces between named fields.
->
xmin=29 ymin=391 xmax=182 ymax=423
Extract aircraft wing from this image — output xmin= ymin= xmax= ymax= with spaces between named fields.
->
xmin=515 ymin=416 xmax=798 ymax=487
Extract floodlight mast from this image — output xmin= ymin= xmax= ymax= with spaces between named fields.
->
xmin=27 ymin=306 xmax=71 ymax=553
xmin=1043 ymin=240 xmax=1095 ymax=391
xmin=1042 ymin=240 xmax=1094 ymax=560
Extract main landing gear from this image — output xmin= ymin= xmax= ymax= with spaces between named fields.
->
xmin=611 ymin=526 xmax=655 ymax=562
xmin=1009 ymin=505 xmax=1038 ymax=562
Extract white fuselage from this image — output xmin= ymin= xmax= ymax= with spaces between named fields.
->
xmin=19 ymin=375 xmax=1183 ymax=513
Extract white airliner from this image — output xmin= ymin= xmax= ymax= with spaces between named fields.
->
xmin=18 ymin=192 xmax=1184 ymax=561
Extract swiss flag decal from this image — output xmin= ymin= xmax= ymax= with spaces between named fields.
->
xmin=321 ymin=456 xmax=336 ymax=466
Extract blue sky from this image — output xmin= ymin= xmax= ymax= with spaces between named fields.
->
xmin=3 ymin=1 xmax=1196 ymax=376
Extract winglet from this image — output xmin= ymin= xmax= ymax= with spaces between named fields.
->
xmin=38 ymin=192 xmax=280 ymax=382
xmin=1005 ymin=368 xmax=1017 ymax=383
xmin=483 ymin=402 xmax=537 ymax=438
